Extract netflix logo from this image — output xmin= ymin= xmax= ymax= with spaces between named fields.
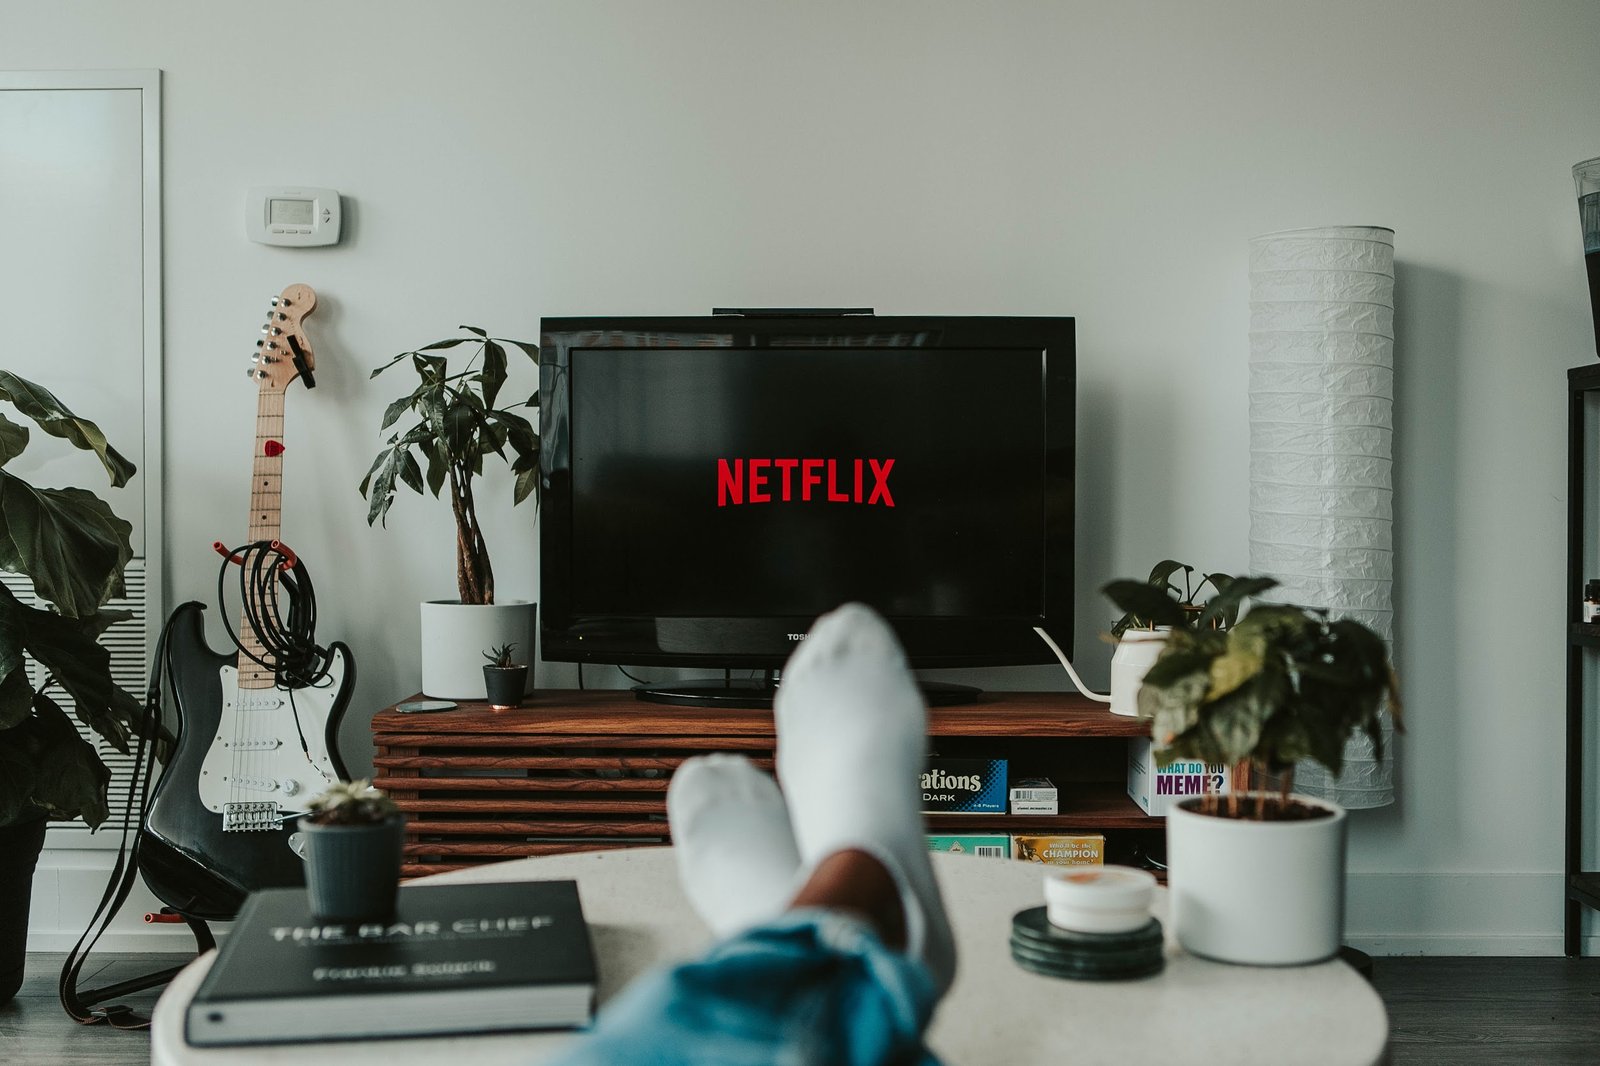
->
xmin=717 ymin=458 xmax=895 ymax=507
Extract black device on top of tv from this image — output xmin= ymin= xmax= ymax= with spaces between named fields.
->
xmin=539 ymin=313 xmax=1075 ymax=707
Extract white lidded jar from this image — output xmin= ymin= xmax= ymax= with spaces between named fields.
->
xmin=1043 ymin=865 xmax=1158 ymax=934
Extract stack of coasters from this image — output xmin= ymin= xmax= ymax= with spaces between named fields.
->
xmin=1010 ymin=865 xmax=1164 ymax=980
xmin=1009 ymin=907 xmax=1164 ymax=981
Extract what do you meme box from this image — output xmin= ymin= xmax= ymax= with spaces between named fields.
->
xmin=1126 ymin=737 xmax=1230 ymax=816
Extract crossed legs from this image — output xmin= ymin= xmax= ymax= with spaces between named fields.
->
xmin=555 ymin=604 xmax=955 ymax=1066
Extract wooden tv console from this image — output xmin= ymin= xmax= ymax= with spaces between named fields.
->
xmin=372 ymin=689 xmax=1159 ymax=878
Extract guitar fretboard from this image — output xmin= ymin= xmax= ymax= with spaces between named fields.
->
xmin=239 ymin=387 xmax=285 ymax=689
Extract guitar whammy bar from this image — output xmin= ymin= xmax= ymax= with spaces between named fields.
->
xmin=61 ymin=285 xmax=355 ymax=1028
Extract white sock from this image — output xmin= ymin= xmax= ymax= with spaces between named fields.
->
xmin=775 ymin=603 xmax=956 ymax=994
xmin=667 ymin=754 xmax=802 ymax=937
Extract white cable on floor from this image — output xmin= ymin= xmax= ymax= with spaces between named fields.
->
xmin=1032 ymin=626 xmax=1111 ymax=702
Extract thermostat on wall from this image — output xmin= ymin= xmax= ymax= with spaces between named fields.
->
xmin=246 ymin=186 xmax=341 ymax=247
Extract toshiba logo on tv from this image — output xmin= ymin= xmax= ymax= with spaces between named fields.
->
xmin=717 ymin=458 xmax=895 ymax=507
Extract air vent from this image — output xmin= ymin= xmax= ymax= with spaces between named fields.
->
xmin=1 ymin=559 xmax=149 ymax=843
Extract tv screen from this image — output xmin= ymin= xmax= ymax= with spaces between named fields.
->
xmin=540 ymin=315 xmax=1074 ymax=695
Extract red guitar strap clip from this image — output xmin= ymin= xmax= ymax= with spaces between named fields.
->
xmin=212 ymin=539 xmax=299 ymax=571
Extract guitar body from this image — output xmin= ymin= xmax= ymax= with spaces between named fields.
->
xmin=139 ymin=283 xmax=355 ymax=922
xmin=141 ymin=603 xmax=355 ymax=921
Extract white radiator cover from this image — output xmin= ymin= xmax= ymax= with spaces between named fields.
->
xmin=2 ymin=558 xmax=150 ymax=844
xmin=1248 ymin=227 xmax=1397 ymax=808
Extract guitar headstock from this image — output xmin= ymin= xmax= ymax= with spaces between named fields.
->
xmin=250 ymin=283 xmax=318 ymax=392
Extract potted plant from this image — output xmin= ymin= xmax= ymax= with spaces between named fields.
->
xmin=361 ymin=326 xmax=540 ymax=699
xmin=1101 ymin=561 xmax=1273 ymax=717
xmin=482 ymin=642 xmax=529 ymax=710
xmin=0 ymin=372 xmax=157 ymax=1003
xmin=299 ymin=780 xmax=405 ymax=923
xmin=1135 ymin=580 xmax=1401 ymax=965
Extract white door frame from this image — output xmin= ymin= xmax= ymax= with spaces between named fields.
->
xmin=0 ymin=69 xmax=163 ymax=848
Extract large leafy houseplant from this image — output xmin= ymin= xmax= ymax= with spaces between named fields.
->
xmin=0 ymin=372 xmax=151 ymax=829
xmin=359 ymin=326 xmax=540 ymax=605
xmin=1134 ymin=576 xmax=1402 ymax=819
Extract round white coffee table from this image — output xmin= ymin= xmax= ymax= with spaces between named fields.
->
xmin=152 ymin=848 xmax=1388 ymax=1065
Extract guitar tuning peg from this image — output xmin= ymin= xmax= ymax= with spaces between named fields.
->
xmin=256 ymin=339 xmax=264 ymax=348
xmin=270 ymin=296 xmax=280 ymax=307
xmin=246 ymin=368 xmax=259 ymax=380
xmin=261 ymin=325 xmax=282 ymax=336
xmin=275 ymin=312 xmax=288 ymax=321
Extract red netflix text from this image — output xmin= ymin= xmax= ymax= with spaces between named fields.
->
xmin=717 ymin=458 xmax=895 ymax=507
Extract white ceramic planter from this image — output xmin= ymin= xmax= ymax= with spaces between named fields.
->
xmin=419 ymin=600 xmax=536 ymax=700
xmin=1167 ymin=793 xmax=1347 ymax=965
xmin=1108 ymin=629 xmax=1169 ymax=717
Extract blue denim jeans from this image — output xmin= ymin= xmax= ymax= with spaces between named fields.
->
xmin=551 ymin=908 xmax=942 ymax=1066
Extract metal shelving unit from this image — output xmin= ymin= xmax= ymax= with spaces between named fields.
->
xmin=1565 ymin=364 xmax=1600 ymax=956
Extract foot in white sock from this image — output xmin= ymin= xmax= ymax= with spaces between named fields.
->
xmin=667 ymin=754 xmax=802 ymax=937
xmin=775 ymin=602 xmax=957 ymax=993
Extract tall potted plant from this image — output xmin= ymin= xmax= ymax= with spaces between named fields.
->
xmin=361 ymin=326 xmax=540 ymax=698
xmin=1101 ymin=561 xmax=1274 ymax=717
xmin=1136 ymin=578 xmax=1401 ymax=965
xmin=0 ymin=373 xmax=155 ymax=1003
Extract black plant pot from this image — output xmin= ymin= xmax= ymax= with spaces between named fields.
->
xmin=300 ymin=816 xmax=405 ymax=924
xmin=0 ymin=814 xmax=49 ymax=1004
xmin=484 ymin=664 xmax=530 ymax=710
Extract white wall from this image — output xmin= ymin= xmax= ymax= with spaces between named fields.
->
xmin=6 ymin=0 xmax=1598 ymax=953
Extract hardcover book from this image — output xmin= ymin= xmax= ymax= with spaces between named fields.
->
xmin=186 ymin=880 xmax=596 ymax=1047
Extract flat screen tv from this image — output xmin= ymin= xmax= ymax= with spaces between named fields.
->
xmin=539 ymin=312 xmax=1074 ymax=706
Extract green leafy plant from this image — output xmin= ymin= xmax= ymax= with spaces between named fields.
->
xmin=305 ymin=779 xmax=400 ymax=826
xmin=1135 ymin=579 xmax=1402 ymax=819
xmin=0 ymin=372 xmax=156 ymax=829
xmin=360 ymin=326 xmax=539 ymax=606
xmin=483 ymin=642 xmax=518 ymax=668
xmin=1102 ymin=559 xmax=1276 ymax=637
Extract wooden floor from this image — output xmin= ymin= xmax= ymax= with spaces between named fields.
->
xmin=4 ymin=952 xmax=1598 ymax=1063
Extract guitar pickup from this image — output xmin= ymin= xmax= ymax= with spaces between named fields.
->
xmin=223 ymin=801 xmax=282 ymax=833
xmin=230 ymin=737 xmax=284 ymax=751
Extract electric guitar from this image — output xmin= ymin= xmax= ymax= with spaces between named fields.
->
xmin=140 ymin=284 xmax=355 ymax=920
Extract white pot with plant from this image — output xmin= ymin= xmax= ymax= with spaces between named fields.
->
xmin=1102 ymin=561 xmax=1261 ymax=718
xmin=361 ymin=327 xmax=541 ymax=699
xmin=1133 ymin=577 xmax=1400 ymax=965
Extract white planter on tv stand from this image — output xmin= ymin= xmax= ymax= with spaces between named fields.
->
xmin=419 ymin=599 xmax=536 ymax=700
xmin=1108 ymin=628 xmax=1169 ymax=717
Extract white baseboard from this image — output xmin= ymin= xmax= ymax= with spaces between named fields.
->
xmin=1346 ymin=870 xmax=1598 ymax=956
xmin=1351 ymin=933 xmax=1600 ymax=956
xmin=28 ymin=855 xmax=1600 ymax=956
xmin=27 ymin=850 xmax=215 ymax=953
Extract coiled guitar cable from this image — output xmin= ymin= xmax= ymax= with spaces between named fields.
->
xmin=216 ymin=540 xmax=336 ymax=690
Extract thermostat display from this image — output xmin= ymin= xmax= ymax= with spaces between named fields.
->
xmin=247 ymin=186 xmax=341 ymax=247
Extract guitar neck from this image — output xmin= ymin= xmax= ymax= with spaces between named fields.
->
xmin=239 ymin=388 xmax=286 ymax=688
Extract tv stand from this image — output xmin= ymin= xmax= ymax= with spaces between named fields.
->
xmin=634 ymin=677 xmax=982 ymax=709
xmin=371 ymin=690 xmax=1158 ymax=880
